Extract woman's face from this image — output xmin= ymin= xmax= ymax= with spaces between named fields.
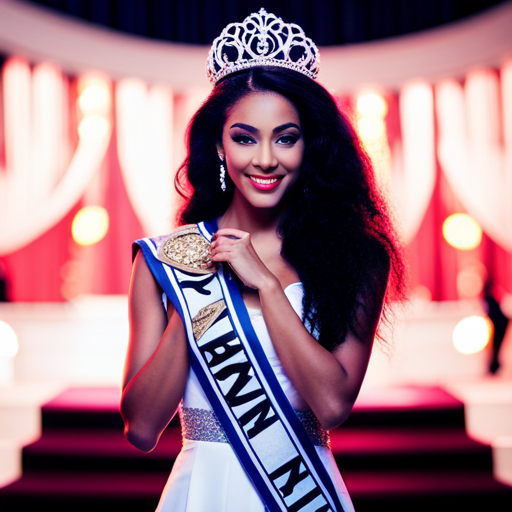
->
xmin=217 ymin=91 xmax=304 ymax=210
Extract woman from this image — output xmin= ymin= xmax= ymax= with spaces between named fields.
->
xmin=121 ymin=9 xmax=405 ymax=512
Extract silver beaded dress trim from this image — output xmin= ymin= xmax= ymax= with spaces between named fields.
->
xmin=295 ymin=410 xmax=331 ymax=448
xmin=180 ymin=407 xmax=229 ymax=444
xmin=180 ymin=406 xmax=331 ymax=448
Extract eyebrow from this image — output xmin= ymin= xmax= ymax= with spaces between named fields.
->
xmin=229 ymin=122 xmax=301 ymax=133
xmin=273 ymin=122 xmax=300 ymax=133
xmin=229 ymin=123 xmax=257 ymax=133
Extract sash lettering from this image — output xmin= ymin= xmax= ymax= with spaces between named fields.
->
xmin=269 ymin=456 xmax=309 ymax=497
xmin=288 ymin=489 xmax=322 ymax=512
xmin=200 ymin=331 xmax=242 ymax=367
xmin=239 ymin=395 xmax=278 ymax=438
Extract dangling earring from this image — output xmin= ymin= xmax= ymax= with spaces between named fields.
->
xmin=219 ymin=161 xmax=226 ymax=192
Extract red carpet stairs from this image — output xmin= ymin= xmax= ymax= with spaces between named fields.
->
xmin=0 ymin=386 xmax=511 ymax=511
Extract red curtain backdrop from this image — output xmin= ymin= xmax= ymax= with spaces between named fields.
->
xmin=1 ymin=54 xmax=511 ymax=302
xmin=76 ymin=122 xmax=145 ymax=297
xmin=4 ymin=87 xmax=511 ymax=302
xmin=1 ymin=123 xmax=144 ymax=301
xmin=2 ymin=206 xmax=77 ymax=301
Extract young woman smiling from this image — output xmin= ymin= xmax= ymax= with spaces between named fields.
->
xmin=121 ymin=9 xmax=405 ymax=512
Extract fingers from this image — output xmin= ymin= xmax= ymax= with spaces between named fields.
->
xmin=213 ymin=228 xmax=249 ymax=241
xmin=210 ymin=241 xmax=236 ymax=261
xmin=209 ymin=237 xmax=229 ymax=262
xmin=210 ymin=251 xmax=229 ymax=263
xmin=208 ymin=229 xmax=272 ymax=290
xmin=210 ymin=230 xmax=248 ymax=252
xmin=210 ymin=232 xmax=248 ymax=264
xmin=210 ymin=229 xmax=256 ymax=275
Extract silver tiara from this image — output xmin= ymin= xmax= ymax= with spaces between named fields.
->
xmin=206 ymin=8 xmax=320 ymax=85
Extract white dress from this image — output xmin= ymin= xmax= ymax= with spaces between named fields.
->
xmin=155 ymin=283 xmax=355 ymax=512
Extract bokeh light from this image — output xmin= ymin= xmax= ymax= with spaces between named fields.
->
xmin=356 ymin=92 xmax=388 ymax=118
xmin=412 ymin=285 xmax=432 ymax=301
xmin=355 ymin=91 xmax=391 ymax=193
xmin=0 ymin=320 xmax=19 ymax=358
xmin=78 ymin=115 xmax=110 ymax=140
xmin=357 ymin=118 xmax=386 ymax=140
xmin=72 ymin=206 xmax=109 ymax=246
xmin=443 ymin=213 xmax=482 ymax=250
xmin=457 ymin=269 xmax=484 ymax=299
xmin=76 ymin=74 xmax=111 ymax=141
xmin=78 ymin=82 xmax=110 ymax=115
xmin=456 ymin=261 xmax=487 ymax=299
xmin=60 ymin=260 xmax=81 ymax=300
xmin=453 ymin=315 xmax=492 ymax=354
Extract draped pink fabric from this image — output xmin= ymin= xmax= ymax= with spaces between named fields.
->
xmin=390 ymin=82 xmax=436 ymax=243
xmin=116 ymin=80 xmax=177 ymax=237
xmin=0 ymin=60 xmax=112 ymax=255
xmin=1 ymin=115 xmax=144 ymax=301
xmin=436 ymin=62 xmax=512 ymax=253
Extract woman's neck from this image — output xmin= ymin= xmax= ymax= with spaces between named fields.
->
xmin=218 ymin=193 xmax=284 ymax=234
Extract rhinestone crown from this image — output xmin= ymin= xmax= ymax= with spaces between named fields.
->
xmin=207 ymin=8 xmax=320 ymax=85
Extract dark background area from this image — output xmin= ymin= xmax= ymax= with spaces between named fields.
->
xmin=21 ymin=0 xmax=509 ymax=45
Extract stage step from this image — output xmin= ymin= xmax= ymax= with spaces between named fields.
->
xmin=16 ymin=426 xmax=492 ymax=474
xmin=0 ymin=385 xmax=511 ymax=511
xmin=332 ymin=426 xmax=491 ymax=470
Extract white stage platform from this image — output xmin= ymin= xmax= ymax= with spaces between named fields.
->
xmin=0 ymin=295 xmax=500 ymax=385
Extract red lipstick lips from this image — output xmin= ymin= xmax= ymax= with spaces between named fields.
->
xmin=246 ymin=174 xmax=284 ymax=191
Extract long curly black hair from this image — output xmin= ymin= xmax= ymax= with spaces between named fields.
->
xmin=176 ymin=67 xmax=406 ymax=351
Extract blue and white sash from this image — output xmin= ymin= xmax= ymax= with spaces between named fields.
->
xmin=135 ymin=220 xmax=346 ymax=512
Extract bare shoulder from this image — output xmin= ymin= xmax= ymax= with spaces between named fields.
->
xmin=130 ymin=250 xmax=162 ymax=300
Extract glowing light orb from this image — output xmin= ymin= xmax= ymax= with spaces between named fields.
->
xmin=457 ymin=269 xmax=484 ymax=299
xmin=457 ymin=262 xmax=486 ymax=299
xmin=0 ymin=321 xmax=19 ymax=358
xmin=412 ymin=285 xmax=432 ymax=301
xmin=78 ymin=83 xmax=110 ymax=115
xmin=356 ymin=93 xmax=388 ymax=118
xmin=357 ymin=118 xmax=386 ymax=140
xmin=72 ymin=206 xmax=109 ymax=246
xmin=453 ymin=315 xmax=492 ymax=354
xmin=78 ymin=115 xmax=110 ymax=140
xmin=443 ymin=213 xmax=482 ymax=250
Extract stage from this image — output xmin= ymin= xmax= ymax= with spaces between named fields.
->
xmin=0 ymin=295 xmax=511 ymax=510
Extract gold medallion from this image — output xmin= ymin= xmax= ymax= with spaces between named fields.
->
xmin=156 ymin=225 xmax=213 ymax=274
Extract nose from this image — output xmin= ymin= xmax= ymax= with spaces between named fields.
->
xmin=253 ymin=141 xmax=278 ymax=171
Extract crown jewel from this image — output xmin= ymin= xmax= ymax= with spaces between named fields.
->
xmin=207 ymin=8 xmax=320 ymax=85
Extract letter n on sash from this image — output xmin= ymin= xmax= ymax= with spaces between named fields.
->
xmin=200 ymin=331 xmax=242 ymax=368
xmin=238 ymin=396 xmax=278 ymax=439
